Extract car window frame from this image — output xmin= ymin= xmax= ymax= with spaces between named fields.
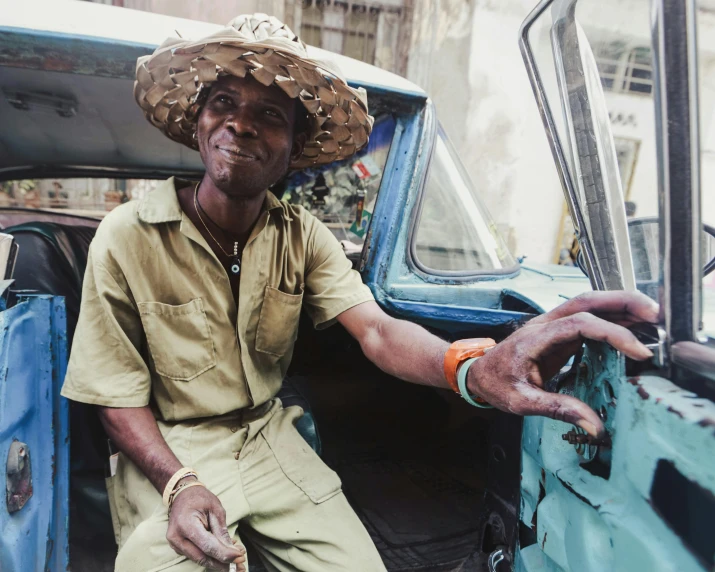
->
xmin=406 ymin=123 xmax=520 ymax=282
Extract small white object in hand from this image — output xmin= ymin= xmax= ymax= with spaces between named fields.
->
xmin=229 ymin=564 xmax=237 ymax=572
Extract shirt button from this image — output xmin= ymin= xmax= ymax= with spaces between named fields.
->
xmin=230 ymin=426 xmax=238 ymax=433
xmin=234 ymin=451 xmax=240 ymax=460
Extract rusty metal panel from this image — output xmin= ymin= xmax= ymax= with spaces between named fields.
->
xmin=517 ymin=340 xmax=715 ymax=572
xmin=0 ymin=296 xmax=69 ymax=572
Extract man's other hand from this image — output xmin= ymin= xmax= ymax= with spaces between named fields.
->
xmin=467 ymin=291 xmax=659 ymax=437
xmin=166 ymin=483 xmax=246 ymax=571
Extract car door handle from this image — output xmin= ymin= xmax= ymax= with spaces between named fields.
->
xmin=6 ymin=440 xmax=33 ymax=513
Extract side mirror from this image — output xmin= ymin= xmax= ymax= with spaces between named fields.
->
xmin=627 ymin=217 xmax=715 ymax=298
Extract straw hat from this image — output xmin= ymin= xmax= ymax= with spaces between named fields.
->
xmin=134 ymin=13 xmax=374 ymax=169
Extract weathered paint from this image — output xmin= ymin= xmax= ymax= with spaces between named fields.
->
xmin=0 ymin=296 xmax=69 ymax=572
xmin=0 ymin=28 xmax=153 ymax=79
xmin=516 ymin=341 xmax=715 ymax=572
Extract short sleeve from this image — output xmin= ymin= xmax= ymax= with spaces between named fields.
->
xmin=61 ymin=243 xmax=151 ymax=407
xmin=303 ymin=215 xmax=374 ymax=329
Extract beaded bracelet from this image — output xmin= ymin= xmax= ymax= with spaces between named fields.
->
xmin=169 ymin=481 xmax=206 ymax=507
xmin=162 ymin=467 xmax=198 ymax=506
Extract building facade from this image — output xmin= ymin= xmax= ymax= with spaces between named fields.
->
xmin=76 ymin=0 xmax=715 ymax=265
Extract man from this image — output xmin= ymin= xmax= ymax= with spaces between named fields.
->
xmin=61 ymin=14 xmax=658 ymax=572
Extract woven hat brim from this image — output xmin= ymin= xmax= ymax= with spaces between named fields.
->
xmin=134 ymin=33 xmax=374 ymax=169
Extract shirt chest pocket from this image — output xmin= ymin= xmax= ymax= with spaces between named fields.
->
xmin=138 ymin=298 xmax=216 ymax=381
xmin=255 ymin=285 xmax=303 ymax=357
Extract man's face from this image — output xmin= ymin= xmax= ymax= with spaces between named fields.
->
xmin=196 ymin=74 xmax=305 ymax=198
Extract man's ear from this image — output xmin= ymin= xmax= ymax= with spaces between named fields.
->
xmin=290 ymin=132 xmax=307 ymax=164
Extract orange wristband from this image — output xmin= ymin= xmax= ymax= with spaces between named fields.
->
xmin=443 ymin=338 xmax=496 ymax=393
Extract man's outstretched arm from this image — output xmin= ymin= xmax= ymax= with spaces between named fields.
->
xmin=337 ymin=291 xmax=658 ymax=438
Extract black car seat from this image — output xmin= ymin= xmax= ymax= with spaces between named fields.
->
xmin=5 ymin=220 xmax=321 ymax=544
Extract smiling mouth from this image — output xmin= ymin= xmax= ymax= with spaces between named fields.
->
xmin=216 ymin=146 xmax=260 ymax=161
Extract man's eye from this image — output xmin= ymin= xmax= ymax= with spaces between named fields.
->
xmin=265 ymin=109 xmax=282 ymax=119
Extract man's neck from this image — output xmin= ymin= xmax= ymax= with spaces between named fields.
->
xmin=196 ymin=175 xmax=266 ymax=236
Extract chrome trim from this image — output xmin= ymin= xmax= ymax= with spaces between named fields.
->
xmin=671 ymin=341 xmax=715 ymax=383
xmin=652 ymin=0 xmax=702 ymax=348
xmin=488 ymin=548 xmax=506 ymax=572
xmin=518 ymin=0 xmax=604 ymax=291
xmin=549 ymin=6 xmax=635 ymax=291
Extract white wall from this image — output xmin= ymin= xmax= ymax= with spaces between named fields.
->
xmin=407 ymin=0 xmax=564 ymax=262
xmin=407 ymin=0 xmax=715 ymax=263
xmin=117 ymin=0 xmax=285 ymax=26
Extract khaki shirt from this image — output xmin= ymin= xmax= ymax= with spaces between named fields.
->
xmin=61 ymin=177 xmax=374 ymax=421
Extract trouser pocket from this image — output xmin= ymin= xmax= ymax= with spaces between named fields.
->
xmin=260 ymin=405 xmax=342 ymax=504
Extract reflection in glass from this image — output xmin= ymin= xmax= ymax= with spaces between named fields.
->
xmin=281 ymin=114 xmax=396 ymax=245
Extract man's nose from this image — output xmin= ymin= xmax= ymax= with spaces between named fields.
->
xmin=226 ymin=109 xmax=258 ymax=138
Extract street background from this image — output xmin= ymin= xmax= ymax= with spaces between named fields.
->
xmin=4 ymin=0 xmax=715 ymax=268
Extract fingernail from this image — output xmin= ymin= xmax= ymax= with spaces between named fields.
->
xmin=577 ymin=419 xmax=599 ymax=437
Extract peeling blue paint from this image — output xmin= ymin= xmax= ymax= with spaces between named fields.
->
xmin=0 ymin=296 xmax=69 ymax=572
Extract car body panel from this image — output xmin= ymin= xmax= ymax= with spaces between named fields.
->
xmin=0 ymin=296 xmax=69 ymax=572
xmin=517 ymin=342 xmax=715 ymax=572
xmin=517 ymin=0 xmax=715 ymax=570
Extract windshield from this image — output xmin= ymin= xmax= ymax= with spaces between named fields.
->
xmin=411 ymin=126 xmax=517 ymax=275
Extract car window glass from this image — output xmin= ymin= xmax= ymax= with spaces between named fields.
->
xmin=0 ymin=115 xmax=396 ymax=245
xmin=277 ymin=114 xmax=396 ymax=246
xmin=529 ymin=1 xmax=658 ymax=291
xmin=412 ymin=127 xmax=517 ymax=274
xmin=0 ymin=178 xmax=161 ymax=217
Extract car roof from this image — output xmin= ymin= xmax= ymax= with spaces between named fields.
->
xmin=0 ymin=0 xmax=425 ymax=180
xmin=0 ymin=0 xmax=426 ymax=98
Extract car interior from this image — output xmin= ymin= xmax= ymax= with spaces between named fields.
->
xmin=1 ymin=62 xmax=520 ymax=572
xmin=1 ymin=200 xmax=511 ymax=571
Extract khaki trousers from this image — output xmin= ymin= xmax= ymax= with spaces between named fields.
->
xmin=107 ymin=400 xmax=386 ymax=572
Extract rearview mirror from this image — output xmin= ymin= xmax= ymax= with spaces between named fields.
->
xmin=627 ymin=217 xmax=715 ymax=298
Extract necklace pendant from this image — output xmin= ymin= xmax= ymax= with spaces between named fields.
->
xmin=230 ymin=256 xmax=241 ymax=276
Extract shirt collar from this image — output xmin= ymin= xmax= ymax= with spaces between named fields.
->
xmin=137 ymin=176 xmax=286 ymax=224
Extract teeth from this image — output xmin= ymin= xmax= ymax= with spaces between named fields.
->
xmin=219 ymin=147 xmax=255 ymax=159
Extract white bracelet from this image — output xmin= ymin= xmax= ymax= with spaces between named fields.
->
xmin=162 ymin=467 xmax=197 ymax=506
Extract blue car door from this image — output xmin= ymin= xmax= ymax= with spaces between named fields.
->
xmin=0 ymin=294 xmax=70 ymax=571
xmin=515 ymin=0 xmax=715 ymax=570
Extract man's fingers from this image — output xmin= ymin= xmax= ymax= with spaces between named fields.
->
xmin=208 ymin=510 xmax=240 ymax=550
xmin=513 ymin=383 xmax=605 ymax=437
xmin=531 ymin=291 xmax=659 ymax=326
xmin=170 ymin=536 xmax=229 ymax=570
xmin=184 ymin=520 xmax=245 ymax=566
xmin=531 ymin=312 xmax=653 ymax=361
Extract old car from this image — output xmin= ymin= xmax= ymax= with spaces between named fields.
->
xmin=0 ymin=0 xmax=713 ymax=571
